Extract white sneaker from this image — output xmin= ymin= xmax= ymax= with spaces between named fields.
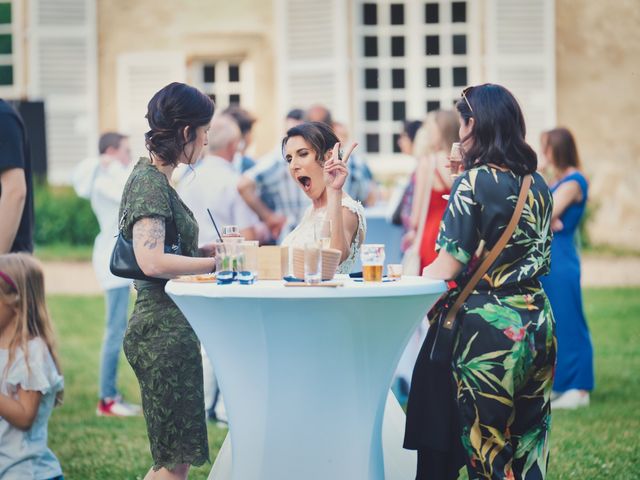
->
xmin=551 ymin=389 xmax=590 ymax=410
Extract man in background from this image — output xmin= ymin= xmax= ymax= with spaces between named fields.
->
xmin=0 ymin=99 xmax=34 ymax=254
xmin=223 ymin=105 xmax=257 ymax=174
xmin=176 ymin=114 xmax=260 ymax=423
xmin=176 ymin=113 xmax=259 ymax=244
xmin=72 ymin=132 xmax=140 ymax=417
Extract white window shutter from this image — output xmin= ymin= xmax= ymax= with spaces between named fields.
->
xmin=116 ymin=52 xmax=186 ymax=160
xmin=275 ymin=0 xmax=350 ymax=123
xmin=485 ymin=0 xmax=556 ymax=149
xmin=28 ymin=0 xmax=98 ymax=184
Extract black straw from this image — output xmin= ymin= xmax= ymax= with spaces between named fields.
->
xmin=207 ymin=208 xmax=223 ymax=242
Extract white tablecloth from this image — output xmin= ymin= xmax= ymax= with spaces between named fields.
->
xmin=166 ymin=276 xmax=446 ymax=480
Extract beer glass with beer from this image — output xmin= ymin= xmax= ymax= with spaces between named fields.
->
xmin=360 ymin=244 xmax=385 ymax=282
xmin=449 ymin=142 xmax=463 ymax=178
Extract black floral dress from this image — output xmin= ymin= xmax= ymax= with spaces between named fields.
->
xmin=406 ymin=165 xmax=556 ymax=480
xmin=120 ymin=158 xmax=209 ymax=470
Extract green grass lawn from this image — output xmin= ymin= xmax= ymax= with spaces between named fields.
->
xmin=47 ymin=288 xmax=640 ymax=479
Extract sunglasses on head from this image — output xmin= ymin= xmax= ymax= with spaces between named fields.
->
xmin=461 ymin=86 xmax=474 ymax=114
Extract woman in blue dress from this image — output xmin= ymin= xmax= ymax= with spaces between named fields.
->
xmin=540 ymin=127 xmax=594 ymax=409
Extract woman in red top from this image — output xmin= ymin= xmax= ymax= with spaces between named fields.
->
xmin=403 ymin=110 xmax=460 ymax=270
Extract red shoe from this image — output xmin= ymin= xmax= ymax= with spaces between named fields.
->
xmin=96 ymin=397 xmax=141 ymax=417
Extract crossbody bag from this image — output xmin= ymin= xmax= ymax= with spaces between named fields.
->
xmin=110 ymin=170 xmax=182 ymax=281
xmin=429 ymin=173 xmax=532 ymax=366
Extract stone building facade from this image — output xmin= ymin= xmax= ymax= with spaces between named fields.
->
xmin=0 ymin=0 xmax=637 ymax=249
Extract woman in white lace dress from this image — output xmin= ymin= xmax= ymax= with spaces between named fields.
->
xmin=281 ymin=122 xmax=366 ymax=273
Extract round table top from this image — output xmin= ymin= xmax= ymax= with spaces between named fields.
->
xmin=166 ymin=275 xmax=447 ymax=300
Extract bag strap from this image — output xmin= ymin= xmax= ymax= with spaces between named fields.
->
xmin=442 ymin=174 xmax=532 ymax=330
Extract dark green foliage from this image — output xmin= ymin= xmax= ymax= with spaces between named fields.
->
xmin=34 ymin=183 xmax=99 ymax=246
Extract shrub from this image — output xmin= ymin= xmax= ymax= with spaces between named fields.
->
xmin=34 ymin=183 xmax=99 ymax=246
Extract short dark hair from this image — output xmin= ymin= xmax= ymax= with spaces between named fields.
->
xmin=456 ymin=83 xmax=537 ymax=175
xmin=281 ymin=121 xmax=339 ymax=166
xmin=541 ymin=127 xmax=581 ymax=170
xmin=286 ymin=108 xmax=304 ymax=121
xmin=403 ymin=120 xmax=423 ymax=143
xmin=144 ymin=82 xmax=215 ymax=166
xmin=223 ymin=105 xmax=256 ymax=136
xmin=99 ymin=132 xmax=127 ymax=155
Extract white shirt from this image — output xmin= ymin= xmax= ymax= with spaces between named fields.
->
xmin=0 ymin=338 xmax=64 ymax=480
xmin=72 ymin=156 xmax=133 ymax=290
xmin=175 ymin=155 xmax=259 ymax=246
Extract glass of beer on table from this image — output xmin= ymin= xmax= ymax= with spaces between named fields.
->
xmin=360 ymin=244 xmax=385 ymax=282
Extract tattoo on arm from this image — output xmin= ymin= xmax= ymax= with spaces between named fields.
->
xmin=133 ymin=217 xmax=166 ymax=251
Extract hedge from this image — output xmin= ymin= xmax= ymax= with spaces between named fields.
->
xmin=34 ymin=183 xmax=99 ymax=246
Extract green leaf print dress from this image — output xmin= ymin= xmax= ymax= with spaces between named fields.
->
xmin=120 ymin=158 xmax=209 ymax=470
xmin=406 ymin=165 xmax=557 ymax=480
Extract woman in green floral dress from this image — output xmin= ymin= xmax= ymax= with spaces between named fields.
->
xmin=405 ymin=84 xmax=556 ymax=480
xmin=119 ymin=83 xmax=217 ymax=479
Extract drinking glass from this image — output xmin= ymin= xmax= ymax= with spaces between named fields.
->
xmin=387 ymin=263 xmax=403 ymax=280
xmin=214 ymin=242 xmax=233 ymax=273
xmin=240 ymin=240 xmax=259 ymax=283
xmin=221 ymin=225 xmax=241 ymax=239
xmin=449 ymin=142 xmax=463 ymax=178
xmin=315 ymin=219 xmax=332 ymax=249
xmin=304 ymin=242 xmax=322 ymax=284
xmin=360 ymin=244 xmax=385 ymax=282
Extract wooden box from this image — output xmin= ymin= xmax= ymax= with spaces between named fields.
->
xmin=257 ymin=246 xmax=290 ymax=280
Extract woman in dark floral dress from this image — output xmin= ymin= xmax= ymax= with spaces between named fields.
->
xmin=119 ymin=82 xmax=217 ymax=479
xmin=405 ymin=84 xmax=556 ymax=480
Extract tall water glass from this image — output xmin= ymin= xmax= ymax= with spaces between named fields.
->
xmin=304 ymin=241 xmax=322 ymax=284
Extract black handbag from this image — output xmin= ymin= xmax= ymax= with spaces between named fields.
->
xmin=429 ymin=174 xmax=532 ymax=366
xmin=110 ymin=173 xmax=182 ymax=282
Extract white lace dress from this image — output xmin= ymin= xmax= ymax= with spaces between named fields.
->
xmin=282 ymin=195 xmax=367 ymax=274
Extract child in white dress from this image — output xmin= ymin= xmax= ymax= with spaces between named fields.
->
xmin=0 ymin=253 xmax=64 ymax=480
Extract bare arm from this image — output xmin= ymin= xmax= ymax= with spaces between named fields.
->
xmin=0 ymin=387 xmax=42 ymax=431
xmin=132 ymin=217 xmax=216 ymax=278
xmin=327 ymin=190 xmax=359 ymax=263
xmin=422 ymin=249 xmax=464 ymax=281
xmin=0 ymin=168 xmax=27 ymax=253
xmin=551 ymin=180 xmax=582 ymax=222
xmin=237 ymin=175 xmax=285 ymax=238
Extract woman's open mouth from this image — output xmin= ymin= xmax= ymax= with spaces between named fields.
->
xmin=297 ymin=175 xmax=312 ymax=192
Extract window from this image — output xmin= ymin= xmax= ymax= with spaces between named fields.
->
xmin=0 ymin=1 xmax=15 ymax=87
xmin=452 ymin=66 xmax=467 ymax=86
xmin=390 ymin=4 xmax=404 ymax=25
xmin=353 ymin=0 xmax=473 ymax=154
xmin=365 ymin=101 xmax=379 ymax=121
xmin=366 ymin=133 xmax=380 ymax=153
xmin=192 ymin=60 xmax=245 ymax=109
xmin=392 ymin=69 xmax=405 ymax=89
xmin=392 ymin=101 xmax=405 ymax=121
xmin=451 ymin=2 xmax=466 ymax=23
xmin=364 ymin=36 xmax=378 ymax=57
xmin=426 ymin=100 xmax=441 ymax=112
xmin=391 ymin=36 xmax=404 ymax=57
xmin=426 ymin=35 xmax=440 ymax=55
xmin=363 ymin=3 xmax=377 ymax=25
xmin=425 ymin=3 xmax=439 ymax=23
xmin=452 ymin=34 xmax=466 ymax=54
xmin=426 ymin=68 xmax=440 ymax=88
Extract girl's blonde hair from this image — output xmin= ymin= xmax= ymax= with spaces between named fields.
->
xmin=413 ymin=110 xmax=460 ymax=157
xmin=0 ymin=253 xmax=63 ymax=405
